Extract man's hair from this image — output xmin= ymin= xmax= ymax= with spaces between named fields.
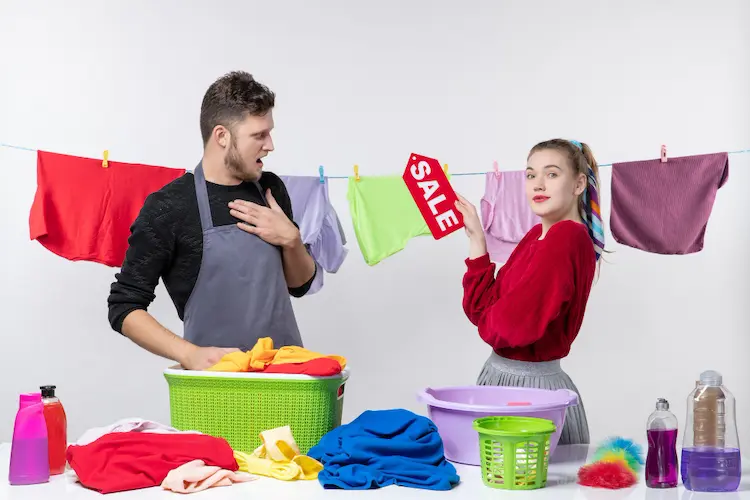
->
xmin=199 ymin=71 xmax=275 ymax=145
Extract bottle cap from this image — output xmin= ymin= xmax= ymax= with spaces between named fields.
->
xmin=656 ymin=398 xmax=669 ymax=410
xmin=699 ymin=370 xmax=722 ymax=386
xmin=40 ymin=386 xmax=56 ymax=398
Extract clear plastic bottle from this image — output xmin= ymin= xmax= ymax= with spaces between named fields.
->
xmin=645 ymin=398 xmax=678 ymax=488
xmin=681 ymin=370 xmax=741 ymax=492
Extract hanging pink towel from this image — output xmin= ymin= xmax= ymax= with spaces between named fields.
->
xmin=481 ymin=171 xmax=540 ymax=263
xmin=610 ymin=152 xmax=729 ymax=255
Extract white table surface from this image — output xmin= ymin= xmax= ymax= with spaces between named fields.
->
xmin=1 ymin=443 xmax=749 ymax=499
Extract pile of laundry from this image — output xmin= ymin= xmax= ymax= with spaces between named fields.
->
xmin=309 ymin=408 xmax=460 ymax=491
xmin=65 ymin=418 xmax=323 ymax=494
xmin=64 ymin=409 xmax=460 ymax=494
xmin=205 ymin=337 xmax=347 ymax=376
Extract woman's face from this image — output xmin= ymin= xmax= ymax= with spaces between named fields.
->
xmin=525 ymin=148 xmax=586 ymax=219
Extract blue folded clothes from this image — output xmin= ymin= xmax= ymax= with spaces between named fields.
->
xmin=307 ymin=408 xmax=460 ymax=490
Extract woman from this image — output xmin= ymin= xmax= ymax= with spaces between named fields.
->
xmin=454 ymin=139 xmax=604 ymax=444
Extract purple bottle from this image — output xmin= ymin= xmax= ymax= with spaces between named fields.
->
xmin=8 ymin=393 xmax=50 ymax=485
xmin=645 ymin=398 xmax=678 ymax=488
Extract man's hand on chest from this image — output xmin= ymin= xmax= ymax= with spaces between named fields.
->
xmin=228 ymin=189 xmax=301 ymax=248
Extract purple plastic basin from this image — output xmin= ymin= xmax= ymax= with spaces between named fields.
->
xmin=417 ymin=385 xmax=578 ymax=466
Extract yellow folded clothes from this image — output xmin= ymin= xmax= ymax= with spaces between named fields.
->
xmin=206 ymin=337 xmax=346 ymax=373
xmin=206 ymin=350 xmax=254 ymax=372
xmin=274 ymin=346 xmax=347 ymax=369
xmin=255 ymin=426 xmax=300 ymax=461
xmin=233 ymin=425 xmax=323 ymax=481
xmin=234 ymin=453 xmax=322 ymax=481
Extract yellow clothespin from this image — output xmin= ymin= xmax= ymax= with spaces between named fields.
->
xmin=353 ymin=164 xmax=360 ymax=181
xmin=102 ymin=150 xmax=109 ymax=168
xmin=443 ymin=163 xmax=448 ymax=174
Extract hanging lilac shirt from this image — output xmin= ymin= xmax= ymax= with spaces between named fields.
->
xmin=280 ymin=176 xmax=348 ymax=293
xmin=480 ymin=171 xmax=540 ymax=263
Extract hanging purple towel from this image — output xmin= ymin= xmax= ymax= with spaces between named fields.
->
xmin=280 ymin=176 xmax=348 ymax=294
xmin=610 ymin=152 xmax=729 ymax=255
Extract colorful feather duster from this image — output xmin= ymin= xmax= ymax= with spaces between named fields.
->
xmin=578 ymin=437 xmax=644 ymax=489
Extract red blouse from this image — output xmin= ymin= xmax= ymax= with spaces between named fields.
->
xmin=462 ymin=220 xmax=596 ymax=362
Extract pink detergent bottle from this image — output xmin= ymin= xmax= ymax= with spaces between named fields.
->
xmin=8 ymin=393 xmax=50 ymax=485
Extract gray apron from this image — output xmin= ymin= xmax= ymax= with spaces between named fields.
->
xmin=182 ymin=164 xmax=303 ymax=350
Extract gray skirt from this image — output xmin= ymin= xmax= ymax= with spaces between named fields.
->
xmin=477 ymin=352 xmax=590 ymax=445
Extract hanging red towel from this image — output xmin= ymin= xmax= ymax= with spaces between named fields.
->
xmin=29 ymin=151 xmax=185 ymax=267
xmin=66 ymin=431 xmax=238 ymax=494
xmin=610 ymin=152 xmax=729 ymax=255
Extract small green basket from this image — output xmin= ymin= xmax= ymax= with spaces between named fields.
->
xmin=472 ymin=416 xmax=556 ymax=490
xmin=164 ymin=367 xmax=348 ymax=454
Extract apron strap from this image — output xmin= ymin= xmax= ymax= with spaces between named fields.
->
xmin=253 ymin=181 xmax=268 ymax=207
xmin=193 ymin=164 xmax=214 ymax=231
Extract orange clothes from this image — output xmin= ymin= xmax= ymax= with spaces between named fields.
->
xmin=206 ymin=337 xmax=346 ymax=373
xmin=274 ymin=346 xmax=346 ymax=368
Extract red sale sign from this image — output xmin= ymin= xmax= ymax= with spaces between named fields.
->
xmin=402 ymin=153 xmax=464 ymax=240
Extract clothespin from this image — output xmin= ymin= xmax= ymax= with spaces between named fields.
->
xmin=443 ymin=163 xmax=448 ymax=175
xmin=102 ymin=150 xmax=109 ymax=168
xmin=660 ymin=144 xmax=667 ymax=163
xmin=318 ymin=165 xmax=325 ymax=184
xmin=493 ymin=160 xmax=500 ymax=177
xmin=353 ymin=164 xmax=360 ymax=182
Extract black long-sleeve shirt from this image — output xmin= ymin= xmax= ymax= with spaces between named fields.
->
xmin=107 ymin=171 xmax=315 ymax=333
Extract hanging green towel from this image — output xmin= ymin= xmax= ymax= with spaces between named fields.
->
xmin=347 ymin=175 xmax=431 ymax=266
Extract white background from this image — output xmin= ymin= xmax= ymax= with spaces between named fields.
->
xmin=1 ymin=0 xmax=748 ymax=450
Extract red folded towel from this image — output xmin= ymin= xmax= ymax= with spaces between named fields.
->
xmin=262 ymin=357 xmax=342 ymax=376
xmin=66 ymin=431 xmax=237 ymax=494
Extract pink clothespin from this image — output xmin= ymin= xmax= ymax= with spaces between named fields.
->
xmin=493 ymin=160 xmax=500 ymax=177
xmin=660 ymin=145 xmax=667 ymax=163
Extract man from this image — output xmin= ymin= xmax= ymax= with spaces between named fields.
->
xmin=107 ymin=71 xmax=317 ymax=370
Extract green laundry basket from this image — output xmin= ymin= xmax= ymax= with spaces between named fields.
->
xmin=472 ymin=416 xmax=557 ymax=490
xmin=164 ymin=366 xmax=348 ymax=454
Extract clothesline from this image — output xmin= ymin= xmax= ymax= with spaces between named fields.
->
xmin=2 ymin=141 xmax=749 ymax=179
xmin=326 ymin=148 xmax=750 ymax=178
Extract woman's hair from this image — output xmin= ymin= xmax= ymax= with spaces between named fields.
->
xmin=527 ymin=139 xmax=606 ymax=264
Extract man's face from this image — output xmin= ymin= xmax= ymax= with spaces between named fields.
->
xmin=222 ymin=112 xmax=275 ymax=182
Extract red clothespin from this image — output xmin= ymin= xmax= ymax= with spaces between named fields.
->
xmin=493 ymin=160 xmax=500 ymax=177
xmin=660 ymin=145 xmax=667 ymax=163
xmin=102 ymin=150 xmax=109 ymax=168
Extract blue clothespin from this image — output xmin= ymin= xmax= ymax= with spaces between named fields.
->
xmin=318 ymin=165 xmax=325 ymax=184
